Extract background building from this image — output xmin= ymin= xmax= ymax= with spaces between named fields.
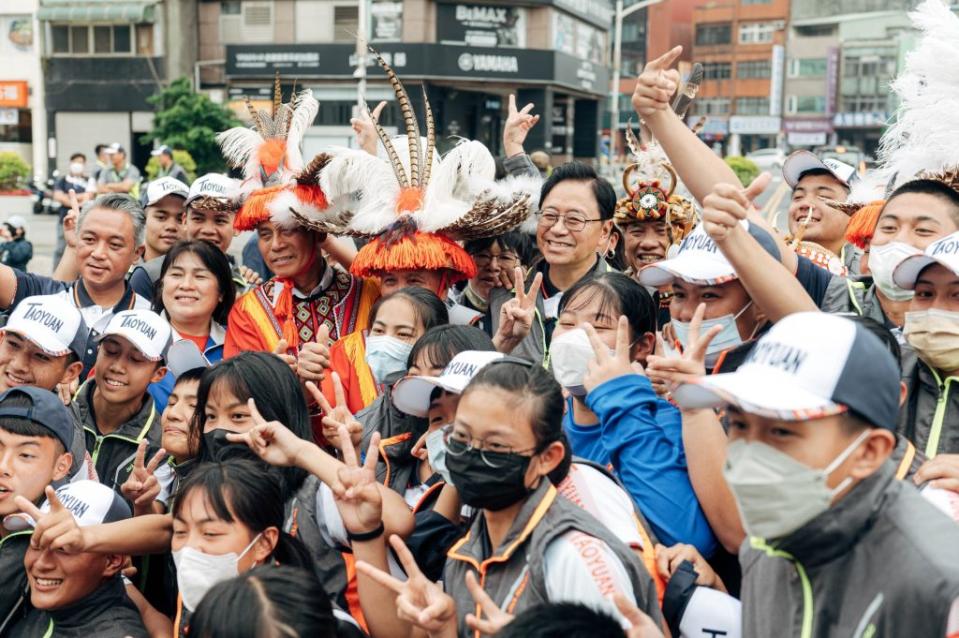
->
xmin=690 ymin=0 xmax=789 ymax=155
xmin=200 ymin=0 xmax=612 ymax=162
xmin=37 ymin=0 xmax=198 ymax=174
xmin=1 ymin=1 xmax=46 ymax=179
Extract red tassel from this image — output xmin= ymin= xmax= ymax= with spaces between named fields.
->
xmin=845 ymin=200 xmax=885 ymax=249
xmin=273 ymin=278 xmax=300 ymax=350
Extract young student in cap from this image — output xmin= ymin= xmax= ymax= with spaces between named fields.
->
xmin=150 ymin=145 xmax=189 ymax=184
xmin=72 ymin=309 xmax=172 ymax=495
xmin=0 ymin=387 xmax=76 ymax=631
xmin=671 ymin=312 xmax=959 ymax=637
xmin=781 ymin=150 xmax=862 ymax=276
xmin=9 ymin=481 xmax=146 ymax=637
xmin=0 ymin=294 xmax=93 ymax=482
xmin=140 ymin=176 xmax=188 ymax=262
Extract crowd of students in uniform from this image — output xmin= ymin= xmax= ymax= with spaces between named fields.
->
xmin=2 ymin=3 xmax=959 ymax=636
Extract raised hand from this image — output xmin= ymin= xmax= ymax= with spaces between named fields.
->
xmin=503 ymin=94 xmax=540 ymax=157
xmin=583 ymin=316 xmax=642 ymax=393
xmin=307 ymin=376 xmax=363 ymax=452
xmin=298 ymin=324 xmax=331 ymax=383
xmin=225 ymin=398 xmax=310 ymax=467
xmin=272 ymin=338 xmax=298 ymax=375
xmin=351 ymin=100 xmax=388 ymax=156
xmin=331 ymin=423 xmax=384 ymax=535
xmin=63 ymin=189 xmax=80 ymax=249
xmin=492 ymin=267 xmax=542 ymax=353
xmin=120 ymin=440 xmax=167 ymax=516
xmin=914 ymin=454 xmax=959 ymax=493
xmin=464 ymin=571 xmax=514 ymax=634
xmin=356 ymin=534 xmax=458 ymax=636
xmin=631 ymin=46 xmax=682 ymax=119
xmin=701 ymin=172 xmax=771 ymax=244
xmin=15 ymin=486 xmax=88 ymax=553
xmin=655 ymin=542 xmax=727 ymax=593
xmin=647 ymin=303 xmax=723 ymax=392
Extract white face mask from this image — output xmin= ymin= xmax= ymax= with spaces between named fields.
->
xmin=365 ymin=335 xmax=413 ymax=384
xmin=69 ymin=162 xmax=85 ymax=175
xmin=672 ymin=301 xmax=753 ymax=366
xmin=172 ymin=533 xmax=262 ymax=611
xmin=425 ymin=426 xmax=452 ymax=483
xmin=904 ymin=308 xmax=959 ymax=372
xmin=723 ymin=429 xmax=869 ymax=541
xmin=868 ymin=242 xmax=920 ymax=301
xmin=550 ymin=327 xmax=616 ymax=397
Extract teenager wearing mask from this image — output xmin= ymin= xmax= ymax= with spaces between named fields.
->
xmin=140 ymin=177 xmax=188 ymax=263
xmin=73 ymin=309 xmax=172 ymax=496
xmin=671 ymin=312 xmax=959 ymax=637
xmin=148 ymin=240 xmax=235 ymax=410
xmin=551 ymin=272 xmax=716 ymax=556
xmin=0 ymin=388 xmax=76 ymax=631
xmin=359 ymin=360 xmax=662 ymax=636
xmin=321 ymin=287 xmax=448 ymax=416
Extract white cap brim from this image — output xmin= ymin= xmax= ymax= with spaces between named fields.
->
xmin=893 ymin=254 xmax=953 ymax=290
xmin=783 ymin=150 xmax=852 ymax=189
xmin=673 ymin=367 xmax=845 ymax=421
xmin=636 ymin=254 xmax=738 ymax=287
xmin=1 ymin=326 xmax=71 ymax=357
xmin=99 ymin=329 xmax=164 ymax=361
xmin=392 ymin=376 xmax=459 ymax=418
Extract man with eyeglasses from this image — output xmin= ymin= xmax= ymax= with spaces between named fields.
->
xmin=489 ymin=163 xmax=617 ymax=363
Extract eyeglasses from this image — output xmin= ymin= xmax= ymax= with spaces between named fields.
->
xmin=442 ymin=424 xmax=538 ymax=468
xmin=537 ymin=211 xmax=603 ymax=233
xmin=473 ymin=251 xmax=519 ymax=268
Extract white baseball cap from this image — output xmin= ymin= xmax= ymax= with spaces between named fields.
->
xmin=636 ymin=222 xmax=781 ymax=287
xmin=5 ymin=216 xmax=26 ymax=230
xmin=98 ymin=310 xmax=172 ymax=362
xmin=150 ymin=144 xmax=174 ymax=157
xmin=144 ymin=176 xmax=189 ymax=207
xmin=392 ymin=350 xmax=505 ymax=417
xmin=783 ymin=150 xmax=857 ymax=189
xmin=893 ymin=231 xmax=959 ymax=290
xmin=3 ymin=294 xmax=87 ymax=359
xmin=186 ymin=173 xmax=240 ymax=207
xmin=4 ymin=480 xmax=131 ymax=532
xmin=672 ymin=312 xmax=900 ymax=428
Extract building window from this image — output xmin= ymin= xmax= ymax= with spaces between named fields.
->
xmin=736 ymin=97 xmax=770 ymax=115
xmin=840 ymin=95 xmax=891 ymax=113
xmin=739 ymin=22 xmax=779 ymax=45
xmin=787 ymin=95 xmax=826 ymax=114
xmin=334 ymin=6 xmax=359 ymax=42
xmin=695 ymin=23 xmax=731 ymax=46
xmin=794 ymin=24 xmax=836 ymax=37
xmin=0 ymin=110 xmax=32 ymax=143
xmin=220 ymin=0 xmax=241 ymax=15
xmin=702 ymin=62 xmax=732 ymax=80
xmin=789 ymin=58 xmax=827 ymax=78
xmin=691 ymin=98 xmax=731 ymax=116
xmin=49 ymin=23 xmax=141 ymax=55
xmin=738 ymin=59 xmax=771 ymax=79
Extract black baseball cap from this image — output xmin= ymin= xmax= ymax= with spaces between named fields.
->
xmin=0 ymin=386 xmax=74 ymax=451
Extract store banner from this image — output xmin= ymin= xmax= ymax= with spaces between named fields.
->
xmin=437 ymin=4 xmax=526 ymax=48
xmin=0 ymin=81 xmax=28 ymax=109
xmin=371 ymin=1 xmax=403 ymax=42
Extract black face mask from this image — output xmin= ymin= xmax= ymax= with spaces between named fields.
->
xmin=446 ymin=448 xmax=535 ymax=511
xmin=202 ymin=429 xmax=250 ymax=462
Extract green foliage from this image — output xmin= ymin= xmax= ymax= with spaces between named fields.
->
xmin=0 ymin=152 xmax=30 ymax=192
xmin=142 ymin=77 xmax=241 ymax=176
xmin=724 ymin=156 xmax=760 ymax=187
xmin=145 ymin=149 xmax=197 ymax=183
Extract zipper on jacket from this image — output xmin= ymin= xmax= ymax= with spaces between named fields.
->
xmin=750 ymin=537 xmax=813 ymax=638
xmin=85 ymin=404 xmax=157 ymax=466
xmin=923 ymin=374 xmax=953 ymax=458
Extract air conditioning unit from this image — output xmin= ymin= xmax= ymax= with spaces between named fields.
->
xmin=242 ymin=1 xmax=273 ymax=43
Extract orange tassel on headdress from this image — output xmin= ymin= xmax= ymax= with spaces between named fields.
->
xmin=395 ymin=187 xmax=424 ymax=214
xmin=234 ymin=184 xmax=288 ymax=231
xmin=845 ymin=200 xmax=885 ymax=249
xmin=258 ymin=139 xmax=287 ymax=177
xmin=350 ymin=232 xmax=477 ymax=281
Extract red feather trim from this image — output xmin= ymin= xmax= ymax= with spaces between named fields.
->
xmin=350 ymin=232 xmax=477 ymax=281
xmin=234 ymin=184 xmax=288 ymax=231
xmin=293 ymin=183 xmax=329 ymax=211
xmin=844 ymin=200 xmax=885 ymax=249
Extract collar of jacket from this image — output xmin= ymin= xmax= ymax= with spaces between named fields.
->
xmin=48 ymin=576 xmax=129 ymax=631
xmin=769 ymin=461 xmax=895 ymax=567
xmin=447 ymin=479 xmax=555 ymax=568
xmin=531 ymin=253 xmax=611 ymax=292
xmin=76 ymin=380 xmax=156 ymax=438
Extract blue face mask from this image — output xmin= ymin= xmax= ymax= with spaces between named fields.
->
xmin=672 ymin=301 xmax=753 ymax=364
xmin=365 ymin=335 xmax=413 ymax=384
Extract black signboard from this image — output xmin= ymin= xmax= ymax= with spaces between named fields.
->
xmin=437 ymin=4 xmax=525 ymax=48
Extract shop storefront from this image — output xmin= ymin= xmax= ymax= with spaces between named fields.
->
xmin=784 ymin=118 xmax=834 ymax=150
xmin=832 ymin=111 xmax=887 ymax=158
xmin=729 ymin=115 xmax=782 ymax=155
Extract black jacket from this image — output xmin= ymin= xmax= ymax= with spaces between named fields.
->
xmin=8 ymin=577 xmax=146 ymax=637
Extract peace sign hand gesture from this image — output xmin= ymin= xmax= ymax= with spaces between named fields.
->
xmin=464 ymin=571 xmax=514 ymax=635
xmin=356 ymin=535 xmax=458 ymax=637
xmin=307 ymin=376 xmax=364 ymax=453
xmin=493 ymin=268 xmax=542 ymax=353
xmin=331 ymin=423 xmax=384 ymax=536
xmin=226 ymin=398 xmax=311 ymax=468
xmin=503 ymin=94 xmax=540 ymax=157
xmin=120 ymin=440 xmax=167 ymax=516
xmin=15 ymin=486 xmax=89 ymax=554
xmin=632 ymin=46 xmax=682 ymax=120
xmin=583 ymin=316 xmax=643 ymax=394
xmin=646 ymin=303 xmax=723 ymax=392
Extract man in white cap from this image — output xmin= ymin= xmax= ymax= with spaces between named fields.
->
xmin=150 ymin=145 xmax=189 ymax=184
xmin=71 ymin=309 xmax=171 ymax=495
xmin=140 ymin=176 xmax=188 ymax=262
xmin=128 ymin=173 xmax=251 ymax=300
xmin=9 ymin=481 xmax=146 ymax=637
xmin=671 ymin=312 xmax=959 ymax=637
xmin=781 ymin=150 xmax=861 ymax=275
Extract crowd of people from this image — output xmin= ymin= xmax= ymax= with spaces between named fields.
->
xmin=2 ymin=3 xmax=959 ymax=636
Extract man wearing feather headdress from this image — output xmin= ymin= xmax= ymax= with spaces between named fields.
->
xmin=218 ymin=79 xmax=381 ymax=382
